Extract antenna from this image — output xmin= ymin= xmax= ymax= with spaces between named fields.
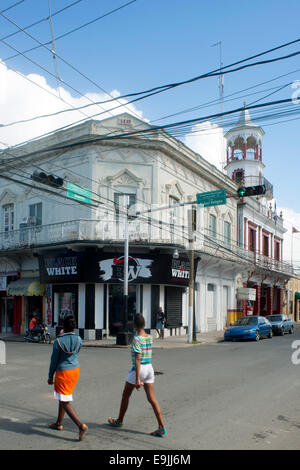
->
xmin=48 ymin=0 xmax=61 ymax=97
xmin=211 ymin=41 xmax=225 ymax=170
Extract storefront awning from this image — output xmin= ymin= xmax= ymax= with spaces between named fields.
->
xmin=295 ymin=292 xmax=300 ymax=301
xmin=7 ymin=278 xmax=45 ymax=296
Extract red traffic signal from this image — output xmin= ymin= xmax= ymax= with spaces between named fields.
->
xmin=31 ymin=171 xmax=64 ymax=188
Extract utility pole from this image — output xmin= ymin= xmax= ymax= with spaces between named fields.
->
xmin=188 ymin=206 xmax=196 ymax=344
xmin=116 ymin=194 xmax=130 ymax=346
xmin=123 ymin=194 xmax=129 ymax=333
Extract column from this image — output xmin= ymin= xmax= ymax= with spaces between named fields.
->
xmin=231 ymin=146 xmax=235 ymax=160
xmin=267 ymin=286 xmax=274 ymax=315
xmin=78 ymin=283 xmax=85 ymax=331
xmin=254 ymin=285 xmax=261 ymax=315
xmin=95 ymin=284 xmax=104 ymax=331
xmin=243 ymin=142 xmax=247 ymax=159
xmin=142 ymin=285 xmax=151 ymax=329
xmin=278 ymin=288 xmax=283 ymax=314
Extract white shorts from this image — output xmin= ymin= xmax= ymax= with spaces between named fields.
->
xmin=126 ymin=364 xmax=155 ymax=385
xmin=53 ymin=391 xmax=73 ymax=402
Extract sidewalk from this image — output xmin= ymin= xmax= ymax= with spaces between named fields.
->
xmin=0 ymin=329 xmax=225 ymax=348
xmin=82 ymin=329 xmax=225 ymax=348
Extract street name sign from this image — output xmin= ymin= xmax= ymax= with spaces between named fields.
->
xmin=196 ymin=189 xmax=226 ymax=208
xmin=67 ymin=182 xmax=92 ymax=204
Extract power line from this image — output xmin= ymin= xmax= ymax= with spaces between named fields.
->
xmin=0 ymin=5 xmax=144 ymax=122
xmin=2 ymin=0 xmax=137 ymax=60
xmin=0 ymin=0 xmax=27 ymax=14
xmin=0 ymin=0 xmax=84 ymax=41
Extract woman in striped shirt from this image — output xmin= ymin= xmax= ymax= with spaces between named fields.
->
xmin=108 ymin=313 xmax=166 ymax=437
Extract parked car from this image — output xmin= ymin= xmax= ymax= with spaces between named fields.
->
xmin=224 ymin=316 xmax=273 ymax=342
xmin=266 ymin=314 xmax=294 ymax=336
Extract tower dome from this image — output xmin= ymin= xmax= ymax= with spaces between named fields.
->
xmin=224 ymin=103 xmax=265 ymax=187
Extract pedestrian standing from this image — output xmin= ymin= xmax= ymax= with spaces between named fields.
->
xmin=155 ymin=307 xmax=166 ymax=339
xmin=47 ymin=314 xmax=88 ymax=441
xmin=107 ymin=313 xmax=166 ymax=437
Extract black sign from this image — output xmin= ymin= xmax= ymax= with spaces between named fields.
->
xmin=39 ymin=253 xmax=85 ymax=283
xmin=39 ymin=252 xmax=190 ymax=286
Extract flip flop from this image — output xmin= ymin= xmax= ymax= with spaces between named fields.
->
xmin=151 ymin=427 xmax=167 ymax=437
xmin=79 ymin=424 xmax=88 ymax=441
xmin=49 ymin=423 xmax=63 ymax=431
xmin=107 ymin=417 xmax=123 ymax=427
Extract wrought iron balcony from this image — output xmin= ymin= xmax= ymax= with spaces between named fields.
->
xmin=0 ymin=218 xmax=188 ymax=251
xmin=197 ymin=229 xmax=293 ymax=275
xmin=242 ymin=175 xmax=273 ymax=200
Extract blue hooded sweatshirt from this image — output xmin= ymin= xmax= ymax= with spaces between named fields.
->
xmin=48 ymin=332 xmax=82 ymax=380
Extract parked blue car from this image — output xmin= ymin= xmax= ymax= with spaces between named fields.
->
xmin=266 ymin=314 xmax=294 ymax=336
xmin=224 ymin=316 xmax=273 ymax=342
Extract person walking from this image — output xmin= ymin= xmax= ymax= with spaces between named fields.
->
xmin=47 ymin=314 xmax=88 ymax=441
xmin=155 ymin=307 xmax=166 ymax=339
xmin=107 ymin=313 xmax=166 ymax=437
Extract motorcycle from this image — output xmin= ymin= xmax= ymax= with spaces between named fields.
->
xmin=24 ymin=323 xmax=53 ymax=344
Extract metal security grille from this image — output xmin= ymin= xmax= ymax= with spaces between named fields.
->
xmin=164 ymin=286 xmax=183 ymax=327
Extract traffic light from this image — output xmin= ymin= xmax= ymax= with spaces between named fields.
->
xmin=237 ymin=185 xmax=266 ymax=197
xmin=31 ymin=170 xmax=64 ymax=188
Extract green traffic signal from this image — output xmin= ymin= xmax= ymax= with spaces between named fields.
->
xmin=237 ymin=187 xmax=247 ymax=197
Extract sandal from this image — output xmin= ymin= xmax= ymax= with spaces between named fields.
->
xmin=107 ymin=417 xmax=123 ymax=427
xmin=151 ymin=427 xmax=167 ymax=437
xmin=49 ymin=423 xmax=63 ymax=431
xmin=79 ymin=424 xmax=88 ymax=441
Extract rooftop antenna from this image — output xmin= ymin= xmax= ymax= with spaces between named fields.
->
xmin=48 ymin=0 xmax=61 ymax=98
xmin=211 ymin=41 xmax=225 ymax=170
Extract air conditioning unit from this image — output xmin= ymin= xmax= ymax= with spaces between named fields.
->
xmin=21 ymin=216 xmax=37 ymax=226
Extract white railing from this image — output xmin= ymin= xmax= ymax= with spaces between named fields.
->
xmin=0 ymin=219 xmax=188 ymax=250
xmin=0 ymin=219 xmax=293 ymax=275
xmin=198 ymin=228 xmax=293 ymax=275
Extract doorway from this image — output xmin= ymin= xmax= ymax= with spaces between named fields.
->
xmin=109 ymin=284 xmax=137 ymax=335
xmin=0 ymin=297 xmax=14 ymax=333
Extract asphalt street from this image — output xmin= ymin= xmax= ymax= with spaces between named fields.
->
xmin=0 ymin=327 xmax=300 ymax=451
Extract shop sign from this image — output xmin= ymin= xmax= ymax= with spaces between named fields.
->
xmin=96 ymin=254 xmax=190 ymax=285
xmin=45 ymin=284 xmax=52 ymax=325
xmin=39 ymin=253 xmax=85 ymax=283
xmin=39 ymin=252 xmax=190 ymax=286
xmin=237 ymin=287 xmax=256 ymax=301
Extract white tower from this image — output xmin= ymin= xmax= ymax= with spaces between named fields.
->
xmin=224 ymin=103 xmax=265 ymax=188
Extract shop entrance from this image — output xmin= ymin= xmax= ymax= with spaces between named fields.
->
xmin=26 ymin=296 xmax=43 ymax=329
xmin=0 ymin=297 xmax=14 ymax=333
xmin=109 ymin=284 xmax=137 ymax=335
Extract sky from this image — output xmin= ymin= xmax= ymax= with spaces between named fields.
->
xmin=0 ymin=0 xmax=299 ymax=266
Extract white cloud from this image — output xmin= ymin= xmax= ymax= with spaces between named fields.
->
xmin=0 ymin=60 xmax=145 ymax=148
xmin=184 ymin=121 xmax=226 ymax=171
xmin=277 ymin=206 xmax=300 ymax=269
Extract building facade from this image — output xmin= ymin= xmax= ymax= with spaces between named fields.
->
xmin=0 ymin=111 xmax=293 ymax=339
xmin=225 ymin=106 xmax=292 ymax=318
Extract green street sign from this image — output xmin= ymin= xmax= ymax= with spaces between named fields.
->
xmin=67 ymin=182 xmax=92 ymax=204
xmin=196 ymin=189 xmax=226 ymax=207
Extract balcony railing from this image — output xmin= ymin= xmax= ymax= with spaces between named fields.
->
xmin=242 ymin=175 xmax=273 ymax=200
xmin=0 ymin=219 xmax=293 ymax=276
xmin=0 ymin=218 xmax=188 ymax=251
xmin=197 ymin=228 xmax=293 ymax=275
